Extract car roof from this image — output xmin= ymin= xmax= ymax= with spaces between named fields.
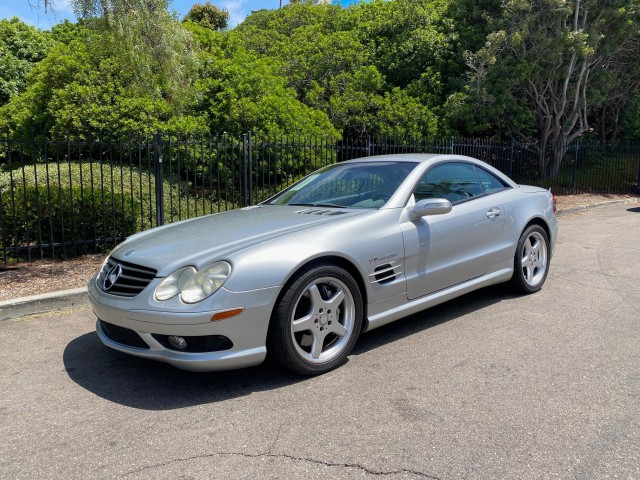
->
xmin=342 ymin=153 xmax=519 ymax=194
xmin=344 ymin=153 xmax=459 ymax=164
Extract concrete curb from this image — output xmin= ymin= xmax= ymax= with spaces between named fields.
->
xmin=555 ymin=196 xmax=640 ymax=217
xmin=1 ymin=197 xmax=638 ymax=320
xmin=0 ymin=287 xmax=88 ymax=322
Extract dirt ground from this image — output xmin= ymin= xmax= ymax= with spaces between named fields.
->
xmin=1 ymin=193 xmax=638 ymax=302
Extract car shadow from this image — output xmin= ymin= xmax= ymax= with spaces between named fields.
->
xmin=354 ymin=283 xmax=516 ymax=354
xmin=63 ymin=284 xmax=516 ymax=410
xmin=627 ymin=206 xmax=640 ymax=213
xmin=63 ymin=334 xmax=304 ymax=410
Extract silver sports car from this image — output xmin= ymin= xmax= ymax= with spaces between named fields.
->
xmin=88 ymin=154 xmax=558 ymax=375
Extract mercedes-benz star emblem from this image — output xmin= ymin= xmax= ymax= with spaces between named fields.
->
xmin=104 ymin=264 xmax=122 ymax=291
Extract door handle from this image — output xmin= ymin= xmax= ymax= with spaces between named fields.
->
xmin=486 ymin=207 xmax=501 ymax=219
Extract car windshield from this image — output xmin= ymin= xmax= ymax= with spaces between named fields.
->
xmin=265 ymin=161 xmax=418 ymax=209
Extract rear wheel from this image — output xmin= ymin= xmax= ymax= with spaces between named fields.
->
xmin=268 ymin=265 xmax=363 ymax=375
xmin=510 ymin=225 xmax=550 ymax=293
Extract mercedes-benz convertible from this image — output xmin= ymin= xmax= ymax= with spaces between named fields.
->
xmin=88 ymin=154 xmax=558 ymax=375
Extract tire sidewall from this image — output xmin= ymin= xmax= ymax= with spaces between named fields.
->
xmin=269 ymin=264 xmax=363 ymax=375
xmin=512 ymin=225 xmax=550 ymax=294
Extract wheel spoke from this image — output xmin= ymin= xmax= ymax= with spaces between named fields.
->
xmin=530 ymin=238 xmax=540 ymax=252
xmin=310 ymin=332 xmax=326 ymax=359
xmin=292 ymin=313 xmax=316 ymax=333
xmin=524 ymin=237 xmax=533 ymax=252
xmin=325 ymin=287 xmax=345 ymax=309
xmin=524 ymin=265 xmax=533 ymax=282
xmin=331 ymin=322 xmax=348 ymax=337
xmin=306 ymin=284 xmax=324 ymax=310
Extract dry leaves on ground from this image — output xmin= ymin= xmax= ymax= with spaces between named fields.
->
xmin=0 ymin=254 xmax=106 ymax=302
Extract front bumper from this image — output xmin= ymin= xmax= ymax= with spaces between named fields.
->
xmin=88 ymin=279 xmax=279 ymax=372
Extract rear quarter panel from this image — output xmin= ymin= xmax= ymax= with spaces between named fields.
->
xmin=500 ymin=186 xmax=558 ymax=262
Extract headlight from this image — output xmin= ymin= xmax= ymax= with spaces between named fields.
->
xmin=155 ymin=262 xmax=231 ymax=304
xmin=155 ymin=267 xmax=196 ymax=301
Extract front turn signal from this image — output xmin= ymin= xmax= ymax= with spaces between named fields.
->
xmin=210 ymin=308 xmax=245 ymax=322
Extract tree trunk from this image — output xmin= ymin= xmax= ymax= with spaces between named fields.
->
xmin=536 ymin=141 xmax=548 ymax=178
xmin=549 ymin=137 xmax=569 ymax=178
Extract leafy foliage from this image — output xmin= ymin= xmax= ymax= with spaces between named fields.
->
xmin=68 ymin=0 xmax=199 ymax=111
xmin=0 ymin=18 xmax=54 ymax=106
xmin=7 ymin=0 xmax=640 ymax=160
xmin=236 ymin=1 xmax=450 ymax=139
xmin=0 ymin=21 xmax=203 ymax=137
xmin=183 ymin=2 xmax=229 ymax=30
xmin=457 ymin=0 xmax=640 ymax=175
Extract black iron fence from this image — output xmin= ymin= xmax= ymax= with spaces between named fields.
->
xmin=2 ymin=132 xmax=639 ymax=262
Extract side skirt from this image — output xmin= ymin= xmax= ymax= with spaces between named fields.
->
xmin=364 ymin=267 xmax=513 ymax=332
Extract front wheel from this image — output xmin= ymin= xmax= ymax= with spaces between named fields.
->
xmin=267 ymin=265 xmax=363 ymax=375
xmin=510 ymin=225 xmax=550 ymax=294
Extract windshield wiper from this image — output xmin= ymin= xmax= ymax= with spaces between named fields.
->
xmin=289 ymin=203 xmax=347 ymax=208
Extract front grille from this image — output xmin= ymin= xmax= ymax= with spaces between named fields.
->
xmin=99 ymin=320 xmax=150 ymax=349
xmin=97 ymin=257 xmax=157 ymax=297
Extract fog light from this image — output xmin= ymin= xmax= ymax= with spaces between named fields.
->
xmin=167 ymin=335 xmax=187 ymax=351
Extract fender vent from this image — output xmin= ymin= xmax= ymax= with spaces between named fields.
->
xmin=370 ymin=262 xmax=401 ymax=285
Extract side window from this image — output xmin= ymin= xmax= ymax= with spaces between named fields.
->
xmin=475 ymin=167 xmax=508 ymax=194
xmin=414 ymin=163 xmax=483 ymax=203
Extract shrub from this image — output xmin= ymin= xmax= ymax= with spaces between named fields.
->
xmin=1 ymin=184 xmax=140 ymax=257
xmin=0 ymin=160 xmax=225 ymax=259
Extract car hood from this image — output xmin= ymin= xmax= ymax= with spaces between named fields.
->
xmin=109 ymin=205 xmax=369 ymax=276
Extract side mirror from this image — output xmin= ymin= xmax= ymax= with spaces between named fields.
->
xmin=410 ymin=198 xmax=452 ymax=221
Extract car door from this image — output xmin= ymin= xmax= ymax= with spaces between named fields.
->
xmin=401 ymin=162 xmax=507 ymax=300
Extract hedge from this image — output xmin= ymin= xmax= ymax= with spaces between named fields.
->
xmin=1 ymin=183 xmax=141 ymax=256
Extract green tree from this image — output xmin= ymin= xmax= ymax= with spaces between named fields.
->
xmin=0 ymin=18 xmax=54 ymax=106
xmin=186 ymin=23 xmax=338 ymax=139
xmin=62 ymin=0 xmax=199 ymax=107
xmin=237 ymin=1 xmax=447 ymax=139
xmin=589 ymin=32 xmax=640 ymax=143
xmin=619 ymin=93 xmax=640 ymax=140
xmin=344 ymin=0 xmax=454 ymax=91
xmin=183 ymin=2 xmax=229 ymax=30
xmin=465 ymin=0 xmax=640 ymax=176
xmin=1 ymin=24 xmax=204 ymax=137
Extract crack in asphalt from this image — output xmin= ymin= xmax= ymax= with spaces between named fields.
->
xmin=123 ymin=451 xmax=441 ymax=479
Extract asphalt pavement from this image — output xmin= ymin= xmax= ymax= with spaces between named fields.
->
xmin=0 ymin=202 xmax=639 ymax=479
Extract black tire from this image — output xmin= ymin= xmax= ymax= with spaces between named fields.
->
xmin=510 ymin=224 xmax=550 ymax=294
xmin=267 ymin=264 xmax=363 ymax=375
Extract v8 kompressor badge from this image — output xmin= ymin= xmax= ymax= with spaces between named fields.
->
xmin=369 ymin=253 xmax=398 ymax=264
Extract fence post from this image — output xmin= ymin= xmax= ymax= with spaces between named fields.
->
xmin=248 ymin=132 xmax=253 ymax=205
xmin=508 ymin=138 xmax=515 ymax=177
xmin=572 ymin=140 xmax=579 ymax=192
xmin=242 ymin=133 xmax=249 ymax=207
xmin=450 ymin=137 xmax=455 ymax=154
xmin=0 ymin=135 xmax=4 ymax=264
xmin=636 ymin=141 xmax=640 ymax=194
xmin=154 ymin=131 xmax=164 ymax=227
xmin=367 ymin=135 xmax=371 ymax=156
